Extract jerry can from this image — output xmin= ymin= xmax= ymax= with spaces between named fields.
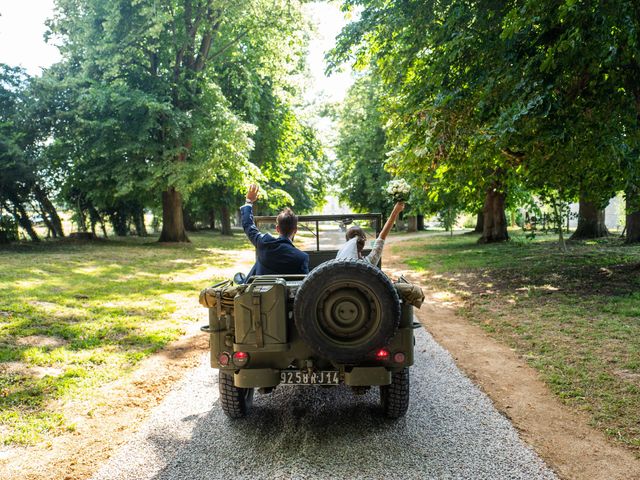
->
xmin=233 ymin=278 xmax=288 ymax=352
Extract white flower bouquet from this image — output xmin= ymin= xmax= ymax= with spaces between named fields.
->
xmin=385 ymin=178 xmax=411 ymax=202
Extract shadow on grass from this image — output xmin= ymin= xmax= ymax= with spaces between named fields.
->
xmin=0 ymin=231 xmax=252 ymax=445
xmin=400 ymin=233 xmax=640 ymax=298
xmin=0 ymin=230 xmax=250 ymax=254
xmin=394 ymin=232 xmax=640 ymax=454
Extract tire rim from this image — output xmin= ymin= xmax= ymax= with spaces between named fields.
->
xmin=316 ymin=280 xmax=382 ymax=347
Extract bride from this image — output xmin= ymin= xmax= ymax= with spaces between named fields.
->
xmin=336 ymin=202 xmax=405 ymax=266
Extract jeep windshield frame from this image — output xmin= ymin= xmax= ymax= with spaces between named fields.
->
xmin=254 ymin=214 xmax=383 ymax=252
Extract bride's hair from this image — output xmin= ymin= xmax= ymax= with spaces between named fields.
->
xmin=345 ymin=225 xmax=367 ymax=256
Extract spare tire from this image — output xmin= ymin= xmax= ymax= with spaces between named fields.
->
xmin=294 ymin=259 xmax=401 ymax=363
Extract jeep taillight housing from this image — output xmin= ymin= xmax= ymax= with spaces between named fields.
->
xmin=233 ymin=351 xmax=249 ymax=367
xmin=218 ymin=352 xmax=230 ymax=366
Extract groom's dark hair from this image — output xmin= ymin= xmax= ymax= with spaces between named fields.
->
xmin=277 ymin=208 xmax=298 ymax=237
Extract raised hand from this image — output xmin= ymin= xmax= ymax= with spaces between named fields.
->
xmin=246 ymin=184 xmax=260 ymax=203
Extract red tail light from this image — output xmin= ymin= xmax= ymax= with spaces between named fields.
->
xmin=233 ymin=351 xmax=249 ymax=367
xmin=375 ymin=348 xmax=390 ymax=360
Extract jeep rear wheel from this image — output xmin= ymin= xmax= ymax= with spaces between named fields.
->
xmin=380 ymin=368 xmax=410 ymax=418
xmin=294 ymin=259 xmax=401 ymax=364
xmin=219 ymin=372 xmax=254 ymax=419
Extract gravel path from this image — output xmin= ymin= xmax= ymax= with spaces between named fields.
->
xmin=92 ymin=328 xmax=556 ymax=480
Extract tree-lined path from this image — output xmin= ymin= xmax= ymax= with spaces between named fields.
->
xmin=2 ymin=1 xmax=640 ymax=479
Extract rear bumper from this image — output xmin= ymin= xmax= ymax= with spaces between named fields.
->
xmin=232 ymin=366 xmax=393 ymax=388
xmin=344 ymin=367 xmax=390 ymax=386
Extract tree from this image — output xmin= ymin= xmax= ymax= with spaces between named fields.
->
xmin=214 ymin=36 xmax=327 ymax=216
xmin=497 ymin=0 xmax=639 ymax=240
xmin=570 ymin=196 xmax=609 ymax=240
xmin=627 ymin=182 xmax=640 ymax=243
xmin=47 ymin=0 xmax=307 ymax=242
xmin=331 ymin=2 xmax=525 ymax=242
xmin=330 ymin=0 xmax=640 ymax=245
xmin=336 ymin=73 xmax=392 ymax=217
xmin=0 ymin=64 xmax=64 ymax=242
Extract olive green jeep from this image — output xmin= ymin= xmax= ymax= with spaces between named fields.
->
xmin=199 ymin=214 xmax=419 ymax=419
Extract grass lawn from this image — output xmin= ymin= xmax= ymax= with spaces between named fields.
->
xmin=0 ymin=232 xmax=251 ymax=446
xmin=393 ymin=231 xmax=640 ymax=454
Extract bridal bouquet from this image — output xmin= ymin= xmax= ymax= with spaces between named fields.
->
xmin=385 ymin=178 xmax=411 ymax=202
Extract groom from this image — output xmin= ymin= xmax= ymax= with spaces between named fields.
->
xmin=240 ymin=184 xmax=309 ymax=281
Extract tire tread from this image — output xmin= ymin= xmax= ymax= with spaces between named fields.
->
xmin=219 ymin=372 xmax=253 ymax=419
xmin=381 ymin=368 xmax=410 ymax=418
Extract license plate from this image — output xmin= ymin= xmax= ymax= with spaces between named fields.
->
xmin=279 ymin=370 xmax=340 ymax=385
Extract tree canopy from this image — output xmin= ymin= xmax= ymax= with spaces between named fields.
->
xmin=330 ymin=0 xmax=640 ymax=242
xmin=2 ymin=0 xmax=640 ymax=244
xmin=335 ymin=73 xmax=391 ymax=217
xmin=3 ymin=0 xmax=327 ymax=241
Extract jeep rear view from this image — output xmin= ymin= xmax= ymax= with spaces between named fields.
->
xmin=199 ymin=214 xmax=419 ymax=419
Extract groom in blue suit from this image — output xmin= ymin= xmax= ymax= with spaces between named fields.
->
xmin=240 ymin=184 xmax=309 ymax=280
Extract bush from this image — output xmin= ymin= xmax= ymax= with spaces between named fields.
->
xmin=0 ymin=215 xmax=19 ymax=244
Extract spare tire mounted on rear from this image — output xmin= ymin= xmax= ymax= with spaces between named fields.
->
xmin=294 ymin=259 xmax=400 ymax=363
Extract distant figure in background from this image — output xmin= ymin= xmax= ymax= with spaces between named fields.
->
xmin=336 ymin=201 xmax=405 ymax=266
xmin=238 ymin=184 xmax=309 ymax=283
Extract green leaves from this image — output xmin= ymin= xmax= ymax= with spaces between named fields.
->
xmin=35 ymin=0 xmax=323 ymax=233
xmin=331 ymin=0 xmax=640 ymax=226
xmin=336 ymin=72 xmax=392 ymax=216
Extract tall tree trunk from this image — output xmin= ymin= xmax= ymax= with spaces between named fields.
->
xmin=10 ymin=200 xmax=40 ymax=242
xmin=133 ymin=208 xmax=148 ymax=236
xmin=208 ymin=208 xmax=216 ymax=230
xmin=570 ymin=194 xmax=609 ymax=240
xmin=33 ymin=185 xmax=64 ymax=237
xmin=220 ymin=205 xmax=232 ymax=236
xmin=159 ymin=187 xmax=189 ymax=242
xmin=38 ymin=207 xmax=56 ymax=238
xmin=416 ymin=214 xmax=424 ymax=231
xmin=628 ymin=87 xmax=640 ymax=243
xmin=626 ymin=211 xmax=640 ymax=244
xmin=407 ymin=215 xmax=417 ymax=232
xmin=109 ymin=207 xmax=128 ymax=237
xmin=626 ymin=188 xmax=640 ymax=244
xmin=88 ymin=204 xmax=101 ymax=237
xmin=473 ymin=211 xmax=484 ymax=233
xmin=478 ymin=187 xmax=508 ymax=243
xmin=75 ymin=198 xmax=88 ymax=232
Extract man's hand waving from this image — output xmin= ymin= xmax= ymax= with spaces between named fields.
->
xmin=246 ymin=184 xmax=259 ymax=203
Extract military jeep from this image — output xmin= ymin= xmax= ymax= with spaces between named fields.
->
xmin=199 ymin=214 xmax=417 ymax=419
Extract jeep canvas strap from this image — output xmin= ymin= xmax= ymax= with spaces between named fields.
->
xmin=252 ymin=292 xmax=264 ymax=348
xmin=215 ymin=291 xmax=223 ymax=320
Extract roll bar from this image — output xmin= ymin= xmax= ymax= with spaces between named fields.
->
xmin=253 ymin=213 xmax=383 ymax=252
